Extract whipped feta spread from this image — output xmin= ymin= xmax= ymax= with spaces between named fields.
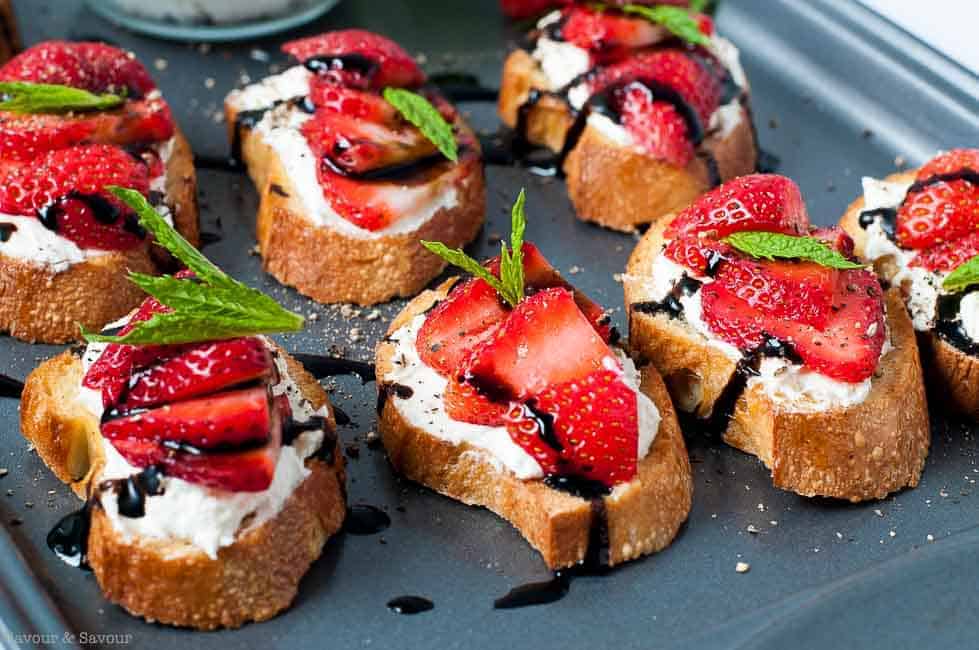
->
xmin=225 ymin=65 xmax=312 ymax=112
xmin=383 ymin=314 xmax=660 ymax=480
xmin=79 ymin=337 xmax=328 ymax=559
xmin=531 ymin=11 xmax=592 ymax=91
xmin=644 ymin=251 xmax=891 ymax=412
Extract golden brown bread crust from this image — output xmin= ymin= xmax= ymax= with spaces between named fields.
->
xmin=841 ymin=169 xmax=979 ymax=420
xmin=225 ymin=101 xmax=485 ymax=306
xmin=626 ymin=212 xmax=930 ymax=501
xmin=498 ymin=48 xmax=758 ymax=232
xmin=376 ymin=279 xmax=692 ymax=569
xmin=0 ymin=131 xmax=200 ymax=343
xmin=21 ymin=347 xmax=346 ymax=629
xmin=0 ymin=0 xmax=20 ymax=64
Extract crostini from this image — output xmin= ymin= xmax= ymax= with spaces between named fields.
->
xmin=225 ymin=30 xmax=485 ymax=306
xmin=20 ymin=192 xmax=344 ymax=630
xmin=498 ymin=1 xmax=756 ymax=231
xmin=841 ymin=148 xmax=979 ymax=420
xmin=624 ymin=174 xmax=929 ymax=502
xmin=376 ymin=192 xmax=692 ymax=569
xmin=0 ymin=40 xmax=198 ymax=343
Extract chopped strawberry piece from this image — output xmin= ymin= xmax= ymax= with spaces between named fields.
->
xmin=699 ymin=282 xmax=768 ymax=351
xmin=916 ymin=148 xmax=979 ymax=180
xmin=810 ymin=226 xmax=855 ymax=258
xmin=0 ymin=41 xmax=156 ymax=97
xmin=713 ymin=258 xmax=837 ymax=329
xmin=282 ymin=30 xmax=425 ymax=89
xmin=89 ymin=98 xmax=175 ymax=148
xmin=503 ymin=369 xmax=638 ymax=486
xmin=465 ymin=287 xmax=614 ymax=400
xmin=561 ymin=6 xmax=668 ymax=62
xmin=417 ymin=278 xmax=508 ymax=377
xmin=615 ymin=82 xmax=694 ymax=166
xmin=308 ymin=81 xmax=398 ymax=120
xmin=118 ymin=338 xmax=274 ymax=411
xmin=665 ymin=174 xmax=810 ymax=240
xmin=663 ymin=237 xmax=733 ymax=275
xmin=911 ymin=230 xmax=979 ymax=272
xmin=499 ymin=0 xmax=568 ymax=19
xmin=696 ymin=13 xmax=714 ymax=36
xmin=41 ymin=193 xmax=144 ymax=251
xmin=896 ymin=179 xmax=979 ymax=250
xmin=443 ymin=377 xmax=508 ymax=426
xmin=0 ymin=114 xmax=95 ymax=162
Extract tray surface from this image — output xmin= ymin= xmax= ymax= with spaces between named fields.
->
xmin=1 ymin=1 xmax=977 ymax=648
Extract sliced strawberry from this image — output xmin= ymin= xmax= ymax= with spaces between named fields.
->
xmin=500 ymin=0 xmax=569 ymax=19
xmin=417 ymin=278 xmax=508 ymax=377
xmin=109 ymin=409 xmax=282 ymax=493
xmin=663 ymin=237 xmax=733 ymax=275
xmin=911 ymin=230 xmax=979 ymax=272
xmin=443 ymin=377 xmax=508 ymax=426
xmin=308 ymin=81 xmax=399 ymax=120
xmin=810 ymin=226 xmax=855 ymax=258
xmin=117 ymin=338 xmax=274 ymax=411
xmin=713 ymin=258 xmax=837 ymax=329
xmin=0 ymin=41 xmax=156 ymax=97
xmin=699 ymin=282 xmax=768 ymax=351
xmin=465 ymin=287 xmax=613 ymax=401
xmin=41 ymin=193 xmax=144 ymax=251
xmin=0 ymin=114 xmax=95 ymax=162
xmin=561 ymin=6 xmax=667 ymax=62
xmin=89 ymin=98 xmax=175 ymax=147
xmin=916 ymin=148 xmax=979 ymax=180
xmin=503 ymin=369 xmax=638 ymax=486
xmin=615 ymin=82 xmax=694 ymax=166
xmin=665 ymin=174 xmax=810 ymax=240
xmin=282 ymin=30 xmax=425 ymax=89
xmin=696 ymin=13 xmax=714 ymax=36
xmin=896 ymin=178 xmax=979 ymax=249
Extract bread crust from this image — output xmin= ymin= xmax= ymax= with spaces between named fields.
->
xmin=498 ymin=48 xmax=758 ymax=232
xmin=0 ymin=130 xmax=199 ymax=343
xmin=20 ymin=347 xmax=346 ymax=629
xmin=626 ymin=212 xmax=930 ymax=502
xmin=376 ymin=279 xmax=692 ymax=569
xmin=225 ymin=102 xmax=485 ymax=306
xmin=841 ymin=169 xmax=979 ymax=420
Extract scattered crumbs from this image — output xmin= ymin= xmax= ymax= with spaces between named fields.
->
xmin=47 ymin=490 xmax=55 ymax=495
xmin=744 ymin=485 xmax=750 ymax=491
xmin=379 ymin=537 xmax=387 ymax=545
xmin=768 ymin=118 xmax=778 ymax=129
xmin=927 ymin=534 xmax=934 ymax=542
xmin=826 ymin=179 xmax=836 ymax=192
xmin=746 ymin=524 xmax=759 ymax=534
xmin=204 ymin=77 xmax=216 ymax=89
xmin=735 ymin=561 xmax=750 ymax=574
xmin=612 ymin=273 xmax=625 ymax=283
xmin=889 ymin=530 xmax=896 ymax=538
xmin=836 ymin=531 xmax=843 ymax=540
xmin=756 ymin=503 xmax=765 ymax=511
xmin=568 ymin=265 xmax=581 ymax=275
xmin=365 ymin=431 xmax=381 ymax=449
xmin=5 ymin=489 xmax=12 ymax=496
xmin=344 ymin=443 xmax=360 ymax=459
xmin=349 ymin=328 xmax=363 ymax=343
xmin=308 ymin=312 xmax=320 ymax=322
xmin=940 ymin=489 xmax=949 ymax=498
xmin=770 ymin=520 xmax=778 ymax=526
xmin=24 ymin=501 xmax=33 ymax=508
xmin=813 ymin=547 xmax=820 ymax=553
xmin=154 ymin=58 xmax=168 ymax=71
xmin=366 ymin=309 xmax=381 ymax=321
xmin=197 ymin=43 xmax=212 ymax=55
xmin=0 ymin=468 xmax=7 ymax=478
xmin=874 ymin=509 xmax=883 ymax=517
xmin=415 ymin=52 xmax=428 ymax=65
xmin=862 ymin=128 xmax=873 ymax=139
xmin=250 ymin=48 xmax=270 ymax=62
xmin=894 ymin=155 xmax=907 ymax=168
xmin=9 ymin=517 xmax=22 ymax=526
xmin=711 ymin=513 xmax=717 ymax=519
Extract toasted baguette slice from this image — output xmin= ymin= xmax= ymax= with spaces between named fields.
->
xmin=376 ymin=279 xmax=692 ymax=569
xmin=20 ymin=347 xmax=346 ymax=630
xmin=0 ymin=131 xmax=199 ymax=343
xmin=841 ymin=170 xmax=979 ymax=420
xmin=498 ymin=48 xmax=757 ymax=232
xmin=0 ymin=0 xmax=19 ymax=64
xmin=625 ymin=215 xmax=930 ymax=502
xmin=225 ymin=102 xmax=485 ymax=306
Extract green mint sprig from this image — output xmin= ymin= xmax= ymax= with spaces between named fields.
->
xmin=422 ymin=189 xmax=528 ymax=307
xmin=0 ymin=81 xmax=124 ymax=114
xmin=82 ymin=187 xmax=304 ymax=345
xmin=382 ymin=87 xmax=458 ymax=162
xmin=943 ymin=254 xmax=979 ymax=293
xmin=596 ymin=3 xmax=710 ymax=46
xmin=723 ymin=231 xmax=865 ymax=270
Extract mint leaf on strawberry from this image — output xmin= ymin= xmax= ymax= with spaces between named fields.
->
xmin=83 ymin=187 xmax=303 ymax=345
xmin=0 ymin=81 xmax=124 ymax=114
xmin=723 ymin=231 xmax=864 ymax=270
xmin=942 ymin=253 xmax=979 ymax=293
xmin=611 ymin=3 xmax=710 ymax=46
xmin=382 ymin=87 xmax=458 ymax=162
xmin=422 ymin=189 xmax=527 ymax=307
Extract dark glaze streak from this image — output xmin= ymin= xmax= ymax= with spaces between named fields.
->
xmin=101 ymin=465 xmax=166 ymax=519
xmin=908 ymin=169 xmax=979 ymax=195
xmin=344 ymin=504 xmax=391 ymax=535
xmin=270 ymin=183 xmax=290 ymax=198
xmin=494 ymin=573 xmax=571 ymax=609
xmin=38 ymin=191 xmax=144 ymax=239
xmin=697 ymin=150 xmax=721 ymax=189
xmin=304 ymin=53 xmax=379 ymax=79
xmin=858 ymin=207 xmax=897 ymax=239
xmin=0 ymin=222 xmax=15 ymax=242
xmin=290 ymin=353 xmax=376 ymax=383
xmin=199 ymin=231 xmax=222 ymax=247
xmin=935 ymin=294 xmax=979 ymax=357
xmin=631 ymin=275 xmax=704 ymax=319
xmin=0 ymin=374 xmax=24 ymax=398
xmin=387 ymin=596 xmax=434 ymax=615
xmin=47 ymin=503 xmax=92 ymax=570
xmin=322 ymin=150 xmax=453 ymax=183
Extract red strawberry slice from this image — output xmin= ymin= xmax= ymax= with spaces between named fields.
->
xmin=896 ymin=178 xmax=979 ymax=250
xmin=810 ymin=226 xmax=855 ymax=258
xmin=282 ymin=30 xmax=425 ymax=89
xmin=586 ymin=49 xmax=722 ymax=125
xmin=561 ymin=6 xmax=668 ymax=62
xmin=308 ymin=81 xmax=399 ymax=121
xmin=42 ymin=193 xmax=144 ymax=251
xmin=696 ymin=13 xmax=715 ymax=36
xmin=109 ymin=406 xmax=282 ymax=493
xmin=417 ymin=278 xmax=508 ymax=377
xmin=500 ymin=0 xmax=569 ymax=19
xmin=0 ymin=41 xmax=156 ymax=97
xmin=916 ymin=148 xmax=979 ymax=180
xmin=503 ymin=368 xmax=638 ymax=486
xmin=665 ymin=174 xmax=810 ymax=240
xmin=663 ymin=237 xmax=733 ymax=275
xmin=713 ymin=258 xmax=837 ymax=329
xmin=699 ymin=282 xmax=768 ymax=351
xmin=615 ymin=82 xmax=694 ymax=166
xmin=464 ymin=287 xmax=614 ymax=401
xmin=443 ymin=377 xmax=508 ymax=426
xmin=117 ymin=338 xmax=274 ymax=411
xmin=911 ymin=230 xmax=979 ymax=272
xmin=0 ymin=114 xmax=95 ymax=162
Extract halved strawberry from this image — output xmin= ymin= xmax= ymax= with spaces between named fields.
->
xmin=308 ymin=81 xmax=399 ymax=120
xmin=615 ymin=82 xmax=694 ymax=166
xmin=500 ymin=0 xmax=568 ymax=19
xmin=895 ymin=178 xmax=979 ymax=249
xmin=109 ymin=408 xmax=282 ymax=493
xmin=42 ymin=193 xmax=145 ymax=251
xmin=665 ymin=174 xmax=809 ymax=240
xmin=464 ymin=287 xmax=613 ymax=400
xmin=713 ymin=258 xmax=837 ymax=329
xmin=117 ymin=338 xmax=274 ymax=411
xmin=0 ymin=41 xmax=156 ymax=97
xmin=417 ymin=278 xmax=508 ymax=377
xmin=911 ymin=230 xmax=979 ymax=273
xmin=282 ymin=30 xmax=425 ymax=90
xmin=561 ymin=6 xmax=667 ymax=62
xmin=916 ymin=148 xmax=979 ymax=180
xmin=443 ymin=377 xmax=508 ymax=426
xmin=663 ymin=237 xmax=733 ymax=275
xmin=0 ymin=114 xmax=95 ymax=162
xmin=699 ymin=282 xmax=768 ymax=351
xmin=503 ymin=368 xmax=638 ymax=486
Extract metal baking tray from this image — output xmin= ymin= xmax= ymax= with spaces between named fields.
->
xmin=1 ymin=0 xmax=977 ymax=648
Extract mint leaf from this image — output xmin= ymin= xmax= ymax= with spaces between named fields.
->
xmin=0 ymin=81 xmax=123 ymax=114
xmin=943 ymin=254 xmax=979 ymax=293
xmin=723 ymin=231 xmax=865 ymax=270
xmin=615 ymin=4 xmax=710 ymax=46
xmin=84 ymin=188 xmax=304 ymax=345
xmin=689 ymin=0 xmax=711 ymax=14
xmin=421 ymin=240 xmax=514 ymax=303
xmin=382 ymin=87 xmax=458 ymax=162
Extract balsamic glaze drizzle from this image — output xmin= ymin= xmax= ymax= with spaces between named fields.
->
xmin=344 ymin=504 xmax=391 ymax=535
xmin=37 ymin=191 xmax=144 ymax=239
xmin=0 ymin=222 xmax=15 ymax=242
xmin=101 ymin=465 xmax=166 ymax=519
xmin=857 ymin=207 xmax=897 ymax=238
xmin=0 ymin=374 xmax=24 ymax=398
xmin=304 ymin=53 xmax=379 ymax=79
xmin=387 ymin=595 xmax=434 ymax=615
xmin=935 ymin=293 xmax=979 ymax=357
xmin=289 ymin=353 xmax=376 ymax=383
xmin=47 ymin=503 xmax=91 ymax=569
